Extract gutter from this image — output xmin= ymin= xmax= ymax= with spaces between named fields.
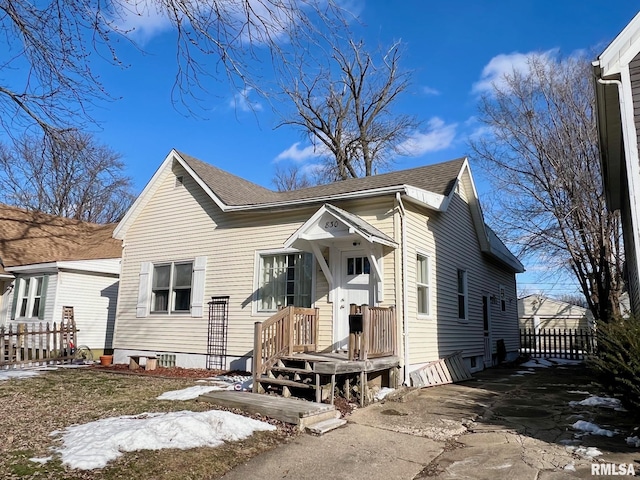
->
xmin=396 ymin=192 xmax=410 ymax=386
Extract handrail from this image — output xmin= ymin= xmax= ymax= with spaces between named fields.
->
xmin=253 ymin=306 xmax=318 ymax=392
xmin=351 ymin=305 xmax=396 ymax=360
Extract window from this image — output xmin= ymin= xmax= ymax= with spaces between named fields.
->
xmin=151 ymin=262 xmax=193 ymax=313
xmin=417 ymin=254 xmax=430 ymax=315
xmin=258 ymin=252 xmax=313 ymax=312
xmin=17 ymin=276 xmax=44 ymax=318
xmin=499 ymin=285 xmax=506 ymax=312
xmin=347 ymin=256 xmax=370 ymax=276
xmin=457 ymin=269 xmax=467 ymax=320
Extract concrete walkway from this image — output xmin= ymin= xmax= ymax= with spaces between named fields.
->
xmin=221 ymin=363 xmax=639 ymax=479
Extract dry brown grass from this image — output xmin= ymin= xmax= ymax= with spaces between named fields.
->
xmin=0 ymin=366 xmax=296 ymax=479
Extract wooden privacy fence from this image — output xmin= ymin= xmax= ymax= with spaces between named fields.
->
xmin=1 ymin=320 xmax=77 ymax=368
xmin=520 ymin=328 xmax=596 ymax=360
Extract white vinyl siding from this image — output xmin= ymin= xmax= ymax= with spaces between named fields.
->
xmin=404 ymin=168 xmax=519 ymax=366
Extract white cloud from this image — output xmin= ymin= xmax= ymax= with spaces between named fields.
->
xmin=422 ymin=85 xmax=440 ymax=96
xmin=275 ymin=142 xmax=325 ymax=162
xmin=398 ymin=117 xmax=457 ymax=156
xmin=111 ymin=1 xmax=173 ymax=43
xmin=472 ymin=49 xmax=558 ymax=95
xmin=229 ymin=87 xmax=263 ymax=112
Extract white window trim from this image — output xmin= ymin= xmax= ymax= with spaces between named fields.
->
xmin=150 ymin=261 xmax=194 ymax=315
xmin=17 ymin=276 xmax=44 ymax=319
xmin=253 ymin=248 xmax=315 ymax=316
xmin=416 ymin=251 xmax=432 ymax=318
xmin=457 ymin=268 xmax=468 ymax=323
xmin=136 ymin=257 xmax=206 ymax=318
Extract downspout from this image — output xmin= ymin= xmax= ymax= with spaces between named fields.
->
xmin=396 ymin=192 xmax=410 ymax=386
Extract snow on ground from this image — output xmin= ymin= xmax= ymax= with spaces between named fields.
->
xmin=45 ymin=410 xmax=276 ymax=470
xmin=159 ymin=375 xmax=254 ymax=400
xmin=572 ymin=420 xmax=616 ymax=437
xmin=516 ymin=370 xmax=535 ymax=375
xmin=0 ymin=368 xmax=45 ymax=381
xmin=569 ymin=395 xmax=626 ymax=411
xmin=568 ymin=390 xmax=590 ymax=395
xmin=566 ymin=445 xmax=603 ymax=458
xmin=374 ymin=387 xmax=395 ymax=401
xmin=627 ymin=436 xmax=640 ymax=448
xmin=520 ymin=358 xmax=554 ymax=368
xmin=547 ymin=358 xmax=583 ymax=365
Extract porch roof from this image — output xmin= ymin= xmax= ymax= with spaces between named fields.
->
xmin=283 ymin=204 xmax=398 ymax=250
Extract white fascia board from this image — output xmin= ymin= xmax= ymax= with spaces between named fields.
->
xmin=227 ymin=186 xmax=405 ymax=212
xmin=0 ymin=273 xmax=14 ymax=279
xmin=6 ymin=262 xmax=58 ymax=274
xmin=403 ymin=186 xmax=447 ymax=211
xmin=598 ymin=12 xmax=640 ymax=76
xmin=6 ymin=259 xmax=120 ymax=275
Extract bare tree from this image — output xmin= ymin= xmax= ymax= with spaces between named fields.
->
xmin=276 ymin=39 xmax=419 ymax=182
xmin=272 ymin=164 xmax=313 ymax=191
xmin=0 ymin=0 xmax=346 ymax=142
xmin=470 ymin=54 xmax=624 ymax=322
xmin=0 ymin=130 xmax=135 ymax=223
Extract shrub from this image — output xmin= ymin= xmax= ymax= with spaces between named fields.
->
xmin=587 ymin=315 xmax=640 ymax=412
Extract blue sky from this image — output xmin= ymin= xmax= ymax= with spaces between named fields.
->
xmin=16 ymin=1 xmax=640 ymax=296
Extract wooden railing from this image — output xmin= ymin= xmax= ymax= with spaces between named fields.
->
xmin=349 ymin=305 xmax=397 ymax=361
xmin=253 ymin=306 xmax=318 ymax=391
xmin=520 ymin=328 xmax=596 ymax=360
xmin=1 ymin=320 xmax=77 ymax=368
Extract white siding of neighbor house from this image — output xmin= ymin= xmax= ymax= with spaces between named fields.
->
xmin=53 ymin=270 xmax=119 ymax=351
xmin=518 ymin=296 xmax=593 ymax=330
xmin=114 ymin=161 xmax=398 ymax=364
xmin=403 ymin=179 xmax=518 ymax=367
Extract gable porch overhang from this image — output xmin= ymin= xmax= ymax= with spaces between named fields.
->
xmin=284 ymin=204 xmax=398 ymax=303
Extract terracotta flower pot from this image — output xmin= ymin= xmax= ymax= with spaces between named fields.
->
xmin=99 ymin=355 xmax=113 ymax=366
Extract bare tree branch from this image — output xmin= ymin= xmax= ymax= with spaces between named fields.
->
xmin=0 ymin=130 xmax=136 ymax=223
xmin=276 ymin=38 xmax=418 ymax=182
xmin=470 ymin=54 xmax=624 ymax=322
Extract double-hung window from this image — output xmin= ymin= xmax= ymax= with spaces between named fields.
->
xmin=417 ymin=254 xmax=430 ymax=315
xmin=258 ymin=252 xmax=313 ymax=312
xmin=151 ymin=262 xmax=193 ymax=313
xmin=457 ymin=269 xmax=468 ymax=320
xmin=16 ymin=276 xmax=45 ymax=319
xmin=499 ymin=285 xmax=506 ymax=312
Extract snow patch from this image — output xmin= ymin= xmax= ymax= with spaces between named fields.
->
xmin=626 ymin=436 xmax=640 ymax=448
xmin=566 ymin=445 xmax=603 ymax=458
xmin=375 ymin=387 xmax=395 ymax=401
xmin=569 ymin=396 xmax=625 ymax=411
xmin=0 ymin=368 xmax=45 ymax=381
xmin=520 ymin=358 xmax=553 ymax=368
xmin=157 ymin=385 xmax=224 ymax=401
xmin=49 ymin=410 xmax=276 ymax=470
xmin=572 ymin=420 xmax=616 ymax=437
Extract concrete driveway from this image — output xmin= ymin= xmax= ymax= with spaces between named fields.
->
xmin=221 ymin=362 xmax=639 ymax=479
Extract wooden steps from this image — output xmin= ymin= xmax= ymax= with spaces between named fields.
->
xmin=409 ymin=351 xmax=473 ymax=388
xmin=198 ymin=391 xmax=340 ymax=431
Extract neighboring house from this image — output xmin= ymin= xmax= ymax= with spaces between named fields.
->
xmin=518 ymin=295 xmax=594 ymax=331
xmin=112 ymin=150 xmax=524 ymax=381
xmin=0 ymin=205 xmax=121 ymax=355
xmin=593 ymin=11 xmax=640 ymax=314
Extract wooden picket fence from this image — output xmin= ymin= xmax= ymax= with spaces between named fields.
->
xmin=1 ymin=320 xmax=77 ymax=369
xmin=520 ymin=328 xmax=596 ymax=360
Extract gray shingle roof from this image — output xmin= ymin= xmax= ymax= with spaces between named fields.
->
xmin=178 ymin=151 xmax=465 ymax=207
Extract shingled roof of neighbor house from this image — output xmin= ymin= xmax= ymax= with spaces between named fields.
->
xmin=178 ymin=151 xmax=465 ymax=207
xmin=0 ymin=205 xmax=121 ymax=269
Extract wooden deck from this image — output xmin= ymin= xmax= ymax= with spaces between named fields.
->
xmin=198 ymin=391 xmax=339 ymax=428
xmin=286 ymin=351 xmax=401 ymax=374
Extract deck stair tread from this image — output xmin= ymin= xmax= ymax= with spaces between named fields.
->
xmin=306 ymin=417 xmax=347 ymax=435
xmin=198 ymin=390 xmax=337 ymax=427
xmin=258 ymin=377 xmax=315 ymax=389
xmin=270 ymin=366 xmax=315 ymax=375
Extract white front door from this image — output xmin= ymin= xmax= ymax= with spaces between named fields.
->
xmin=336 ymin=250 xmax=373 ymax=349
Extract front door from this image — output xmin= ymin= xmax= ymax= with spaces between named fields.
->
xmin=483 ymin=295 xmax=492 ymax=367
xmin=336 ymin=250 xmax=373 ymax=350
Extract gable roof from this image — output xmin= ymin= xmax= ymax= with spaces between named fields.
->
xmin=0 ymin=205 xmax=122 ymax=269
xmin=114 ymin=149 xmax=523 ymax=272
